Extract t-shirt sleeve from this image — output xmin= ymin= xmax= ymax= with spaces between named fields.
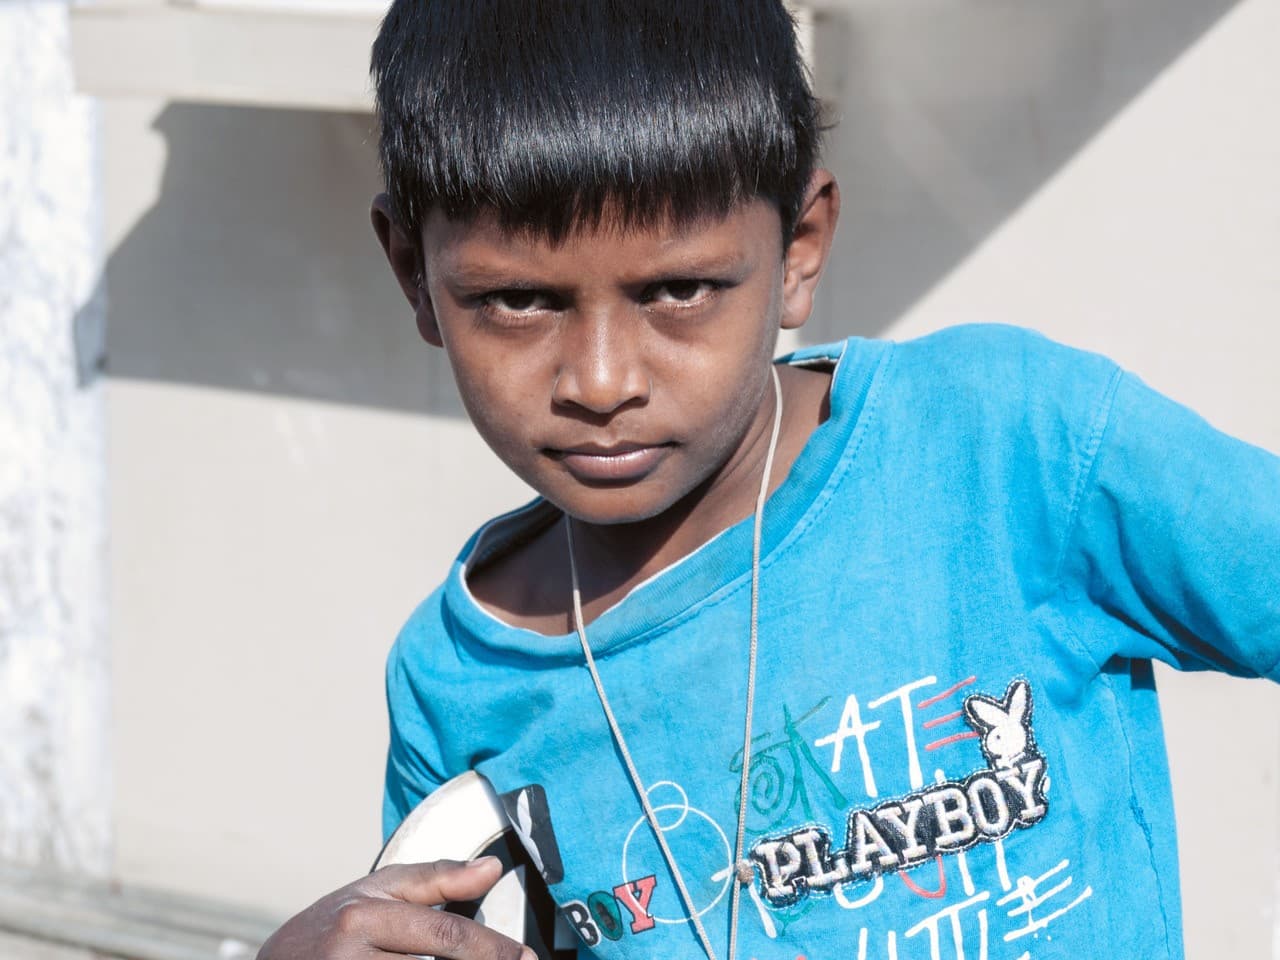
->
xmin=382 ymin=624 xmax=451 ymax=842
xmin=1061 ymin=370 xmax=1280 ymax=680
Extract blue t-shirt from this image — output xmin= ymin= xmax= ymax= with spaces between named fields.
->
xmin=384 ymin=325 xmax=1280 ymax=959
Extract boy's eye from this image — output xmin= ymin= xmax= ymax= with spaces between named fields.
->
xmin=643 ymin=279 xmax=719 ymax=305
xmin=481 ymin=289 xmax=556 ymax=314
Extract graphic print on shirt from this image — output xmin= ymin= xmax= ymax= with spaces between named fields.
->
xmin=751 ymin=679 xmax=1047 ymax=907
xmin=560 ymin=676 xmax=1089 ymax=957
xmin=559 ymin=780 xmax=734 ymax=948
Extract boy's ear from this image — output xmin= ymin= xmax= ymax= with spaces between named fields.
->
xmin=370 ymin=193 xmax=442 ymax=347
xmin=780 ymin=170 xmax=840 ymax=331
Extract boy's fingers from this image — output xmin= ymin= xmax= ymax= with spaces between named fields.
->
xmin=254 ymin=860 xmax=527 ymax=960
xmin=349 ymin=898 xmax=529 ymax=960
xmin=366 ymin=858 xmax=504 ymax=907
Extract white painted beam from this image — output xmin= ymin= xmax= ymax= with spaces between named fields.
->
xmin=70 ymin=1 xmax=381 ymax=110
xmin=70 ymin=0 xmax=826 ymax=111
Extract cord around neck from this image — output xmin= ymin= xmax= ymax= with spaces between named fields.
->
xmin=567 ymin=365 xmax=784 ymax=960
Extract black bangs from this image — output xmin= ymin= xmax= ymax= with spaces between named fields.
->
xmin=371 ymin=0 xmax=822 ymax=245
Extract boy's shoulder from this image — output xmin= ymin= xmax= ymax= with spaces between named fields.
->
xmin=879 ymin=322 xmax=1124 ymax=437
xmin=889 ymin=322 xmax=1118 ymax=386
xmin=387 ymin=499 xmax=561 ymax=666
xmin=786 ymin=322 xmax=1120 ymax=402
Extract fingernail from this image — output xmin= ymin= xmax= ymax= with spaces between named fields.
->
xmin=467 ymin=855 xmax=501 ymax=870
xmin=521 ymin=950 xmax=537 ymax=960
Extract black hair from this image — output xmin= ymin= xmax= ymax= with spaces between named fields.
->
xmin=371 ymin=0 xmax=822 ymax=246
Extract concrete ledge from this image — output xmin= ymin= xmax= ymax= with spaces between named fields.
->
xmin=0 ymin=862 xmax=281 ymax=960
xmin=0 ymin=930 xmax=96 ymax=960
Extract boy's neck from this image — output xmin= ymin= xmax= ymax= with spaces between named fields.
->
xmin=467 ymin=364 xmax=832 ymax=635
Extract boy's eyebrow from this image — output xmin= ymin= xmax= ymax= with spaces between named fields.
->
xmin=436 ymin=246 xmax=753 ymax=291
xmin=439 ymin=266 xmax=548 ymax=289
xmin=637 ymin=248 xmax=752 ymax=278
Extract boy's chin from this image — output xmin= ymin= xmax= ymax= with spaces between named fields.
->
xmin=553 ymin=498 xmax=671 ymax=529
xmin=545 ymin=482 xmax=690 ymax=529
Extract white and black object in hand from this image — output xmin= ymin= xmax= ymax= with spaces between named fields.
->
xmin=372 ymin=771 xmax=577 ymax=960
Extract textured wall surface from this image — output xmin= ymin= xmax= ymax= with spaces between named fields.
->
xmin=0 ymin=0 xmax=109 ymax=873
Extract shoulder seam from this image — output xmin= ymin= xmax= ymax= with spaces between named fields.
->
xmin=1052 ymin=366 xmax=1125 ymax=589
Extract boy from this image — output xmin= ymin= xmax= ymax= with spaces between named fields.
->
xmin=259 ymin=1 xmax=1279 ymax=958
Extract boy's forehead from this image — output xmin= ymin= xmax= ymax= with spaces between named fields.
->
xmin=421 ymin=200 xmax=782 ymax=273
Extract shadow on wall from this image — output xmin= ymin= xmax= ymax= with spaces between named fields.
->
xmin=806 ymin=0 xmax=1239 ymax=342
xmin=105 ymin=105 xmax=466 ymax=417
xmin=105 ymin=0 xmax=1239 ymax=415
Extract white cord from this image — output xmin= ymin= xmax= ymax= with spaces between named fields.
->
xmin=568 ymin=366 xmax=784 ymax=960
xmin=729 ymin=364 xmax=783 ymax=960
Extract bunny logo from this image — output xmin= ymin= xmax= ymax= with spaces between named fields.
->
xmin=963 ymin=679 xmax=1037 ymax=769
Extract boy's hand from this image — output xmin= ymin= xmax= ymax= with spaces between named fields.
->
xmin=256 ymin=857 xmax=534 ymax=960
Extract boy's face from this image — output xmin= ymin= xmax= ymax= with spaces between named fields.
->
xmin=374 ymin=182 xmax=836 ymax=527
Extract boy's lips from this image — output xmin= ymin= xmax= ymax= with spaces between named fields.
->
xmin=548 ymin=441 xmax=675 ymax=483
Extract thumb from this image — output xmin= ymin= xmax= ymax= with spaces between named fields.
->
xmin=368 ymin=857 xmax=504 ymax=905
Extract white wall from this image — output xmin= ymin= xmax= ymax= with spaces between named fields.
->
xmin=100 ymin=0 xmax=1278 ymax=954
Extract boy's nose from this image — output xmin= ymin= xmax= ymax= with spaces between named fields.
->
xmin=551 ymin=318 xmax=650 ymax=415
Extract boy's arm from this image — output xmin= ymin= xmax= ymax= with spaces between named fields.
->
xmin=381 ymin=613 xmax=458 ymax=839
xmin=1060 ymin=370 xmax=1280 ymax=679
xmin=383 ymin=700 xmax=445 ymax=842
